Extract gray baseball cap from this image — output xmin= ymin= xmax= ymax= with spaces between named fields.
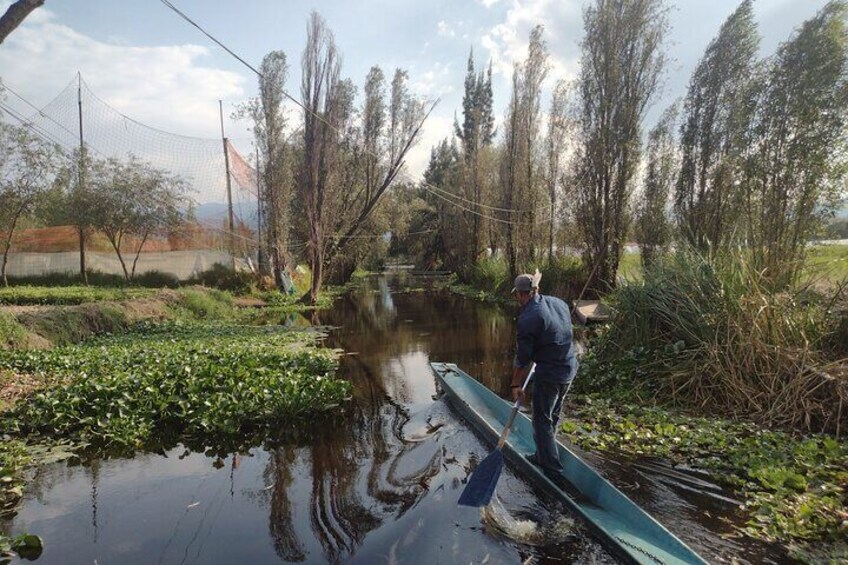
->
xmin=512 ymin=273 xmax=535 ymax=293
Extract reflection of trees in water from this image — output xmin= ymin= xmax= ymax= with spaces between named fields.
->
xmin=268 ymin=445 xmax=306 ymax=562
xmin=267 ymin=276 xmax=518 ymax=562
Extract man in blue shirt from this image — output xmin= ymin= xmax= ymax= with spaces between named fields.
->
xmin=509 ymin=273 xmax=578 ymax=478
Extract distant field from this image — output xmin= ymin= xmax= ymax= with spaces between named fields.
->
xmin=804 ymin=243 xmax=848 ymax=283
xmin=618 ymin=244 xmax=848 ymax=284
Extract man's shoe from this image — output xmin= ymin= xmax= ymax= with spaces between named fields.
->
xmin=543 ymin=468 xmax=570 ymax=491
xmin=526 ymin=453 xmax=541 ymax=467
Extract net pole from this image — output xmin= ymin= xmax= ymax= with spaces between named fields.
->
xmin=219 ymin=100 xmax=236 ymax=270
xmin=77 ymin=72 xmax=88 ymax=285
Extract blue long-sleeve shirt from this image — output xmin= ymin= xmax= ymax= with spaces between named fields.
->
xmin=514 ymin=294 xmax=577 ymax=385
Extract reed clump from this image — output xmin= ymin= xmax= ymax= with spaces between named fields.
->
xmin=590 ymin=250 xmax=848 ymax=436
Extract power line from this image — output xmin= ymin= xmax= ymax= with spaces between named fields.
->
xmin=156 ymin=0 xmax=548 ymax=227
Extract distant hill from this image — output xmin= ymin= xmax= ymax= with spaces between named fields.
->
xmin=195 ymin=202 xmax=258 ymax=231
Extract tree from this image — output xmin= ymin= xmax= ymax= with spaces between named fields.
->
xmin=0 ymin=122 xmax=58 ymax=285
xmin=675 ymin=0 xmax=759 ymax=253
xmin=743 ymin=0 xmax=848 ymax=287
xmin=453 ymin=51 xmax=497 ymax=266
xmin=88 ymin=156 xmax=191 ymax=281
xmin=298 ymin=11 xmax=432 ymax=304
xmin=573 ymin=0 xmax=668 ymax=290
xmin=234 ymin=51 xmax=292 ymax=289
xmin=545 ymin=79 xmax=571 ymax=260
xmin=0 ymin=0 xmax=44 ymax=45
xmin=636 ymin=104 xmax=678 ymax=269
xmin=500 ymin=25 xmax=548 ymax=275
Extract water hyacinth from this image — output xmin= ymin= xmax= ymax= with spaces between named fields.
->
xmin=0 ymin=323 xmax=352 ymax=448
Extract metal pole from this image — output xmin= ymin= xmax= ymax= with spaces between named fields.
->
xmin=255 ymin=145 xmax=264 ymax=273
xmin=77 ymin=73 xmax=88 ymax=285
xmin=219 ymin=100 xmax=236 ymax=270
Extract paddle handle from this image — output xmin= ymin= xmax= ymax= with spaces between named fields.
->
xmin=496 ymin=365 xmax=534 ymax=449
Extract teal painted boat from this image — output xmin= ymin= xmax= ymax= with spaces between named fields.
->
xmin=431 ymin=362 xmax=708 ymax=565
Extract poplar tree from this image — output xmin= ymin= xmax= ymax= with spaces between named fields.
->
xmin=234 ymin=51 xmax=292 ymax=288
xmin=675 ymin=0 xmax=759 ymax=253
xmin=501 ymin=25 xmax=548 ymax=275
xmin=636 ymin=104 xmax=678 ymax=269
xmin=744 ymin=0 xmax=848 ymax=287
xmin=454 ymin=50 xmax=495 ymax=265
xmin=574 ymin=0 xmax=668 ymax=289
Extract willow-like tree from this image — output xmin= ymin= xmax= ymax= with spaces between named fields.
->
xmin=87 ymin=156 xmax=190 ymax=281
xmin=744 ymin=0 xmax=848 ymax=288
xmin=298 ymin=11 xmax=433 ymax=304
xmin=636 ymin=104 xmax=678 ymax=269
xmin=573 ymin=0 xmax=668 ymax=289
xmin=0 ymin=122 xmax=58 ymax=286
xmin=675 ymin=0 xmax=759 ymax=253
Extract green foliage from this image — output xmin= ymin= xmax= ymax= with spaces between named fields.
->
xmin=187 ymin=263 xmax=255 ymax=294
xmin=562 ymin=396 xmax=848 ymax=559
xmin=0 ymin=323 xmax=351 ymax=449
xmin=4 ymin=270 xmax=181 ymax=288
xmin=0 ymin=285 xmax=156 ymax=306
xmin=16 ymin=304 xmax=130 ymax=346
xmin=0 ymin=532 xmax=43 ymax=561
xmin=0 ymin=311 xmax=27 ymax=350
xmin=172 ymin=288 xmax=234 ymax=320
xmin=587 ymin=249 xmax=848 ymax=434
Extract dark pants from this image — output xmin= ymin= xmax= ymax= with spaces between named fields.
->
xmin=532 ymin=378 xmax=569 ymax=474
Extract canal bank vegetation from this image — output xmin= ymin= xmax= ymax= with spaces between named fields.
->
xmin=561 ymin=396 xmax=848 ymax=563
xmin=569 ymin=249 xmax=848 ymax=560
xmin=0 ymin=323 xmax=349 ymax=449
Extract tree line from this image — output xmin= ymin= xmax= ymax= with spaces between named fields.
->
xmin=1 ymin=2 xmax=846 ymax=298
xmin=393 ymin=0 xmax=848 ymax=292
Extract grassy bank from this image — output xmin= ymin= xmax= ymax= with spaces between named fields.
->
xmin=561 ymin=395 xmax=847 ymax=563
xmin=0 ymin=285 xmax=157 ymax=306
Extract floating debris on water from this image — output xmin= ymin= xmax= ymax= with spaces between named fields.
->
xmin=480 ymin=496 xmax=575 ymax=546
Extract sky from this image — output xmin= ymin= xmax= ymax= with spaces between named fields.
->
xmin=0 ymin=0 xmax=834 ymax=189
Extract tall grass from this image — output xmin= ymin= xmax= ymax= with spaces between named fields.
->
xmin=592 ymin=250 xmax=848 ymax=435
xmin=463 ymin=256 xmax=590 ymax=301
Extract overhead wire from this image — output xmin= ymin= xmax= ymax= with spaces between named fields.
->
xmin=155 ymin=0 xmax=555 ymax=227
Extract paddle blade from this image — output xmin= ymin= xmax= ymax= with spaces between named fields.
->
xmin=458 ymin=449 xmax=504 ymax=507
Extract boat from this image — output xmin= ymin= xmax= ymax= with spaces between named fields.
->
xmin=431 ymin=362 xmax=708 ymax=565
xmin=574 ymin=299 xmax=612 ymax=325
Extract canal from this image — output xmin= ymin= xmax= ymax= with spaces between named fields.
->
xmin=4 ymin=275 xmax=787 ymax=563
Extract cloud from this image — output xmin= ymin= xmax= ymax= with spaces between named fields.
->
xmin=410 ymin=61 xmax=455 ymax=99
xmin=479 ymin=0 xmax=502 ymax=7
xmin=405 ymin=114 xmax=453 ymax=179
xmin=481 ymin=0 xmax=582 ymax=81
xmin=0 ymin=5 xmax=246 ymax=140
xmin=437 ymin=20 xmax=455 ymax=38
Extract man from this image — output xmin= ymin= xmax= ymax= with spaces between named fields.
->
xmin=510 ymin=272 xmax=578 ymax=479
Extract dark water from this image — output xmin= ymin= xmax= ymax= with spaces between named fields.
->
xmin=3 ymin=275 xmax=790 ymax=564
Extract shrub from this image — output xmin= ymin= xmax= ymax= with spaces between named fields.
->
xmin=0 ymin=311 xmax=27 ymax=350
xmin=588 ymin=249 xmax=848 ymax=435
xmin=174 ymin=288 xmax=233 ymax=320
xmin=188 ymin=263 xmax=255 ymax=294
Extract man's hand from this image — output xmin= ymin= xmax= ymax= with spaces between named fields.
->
xmin=511 ymin=387 xmax=525 ymax=403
